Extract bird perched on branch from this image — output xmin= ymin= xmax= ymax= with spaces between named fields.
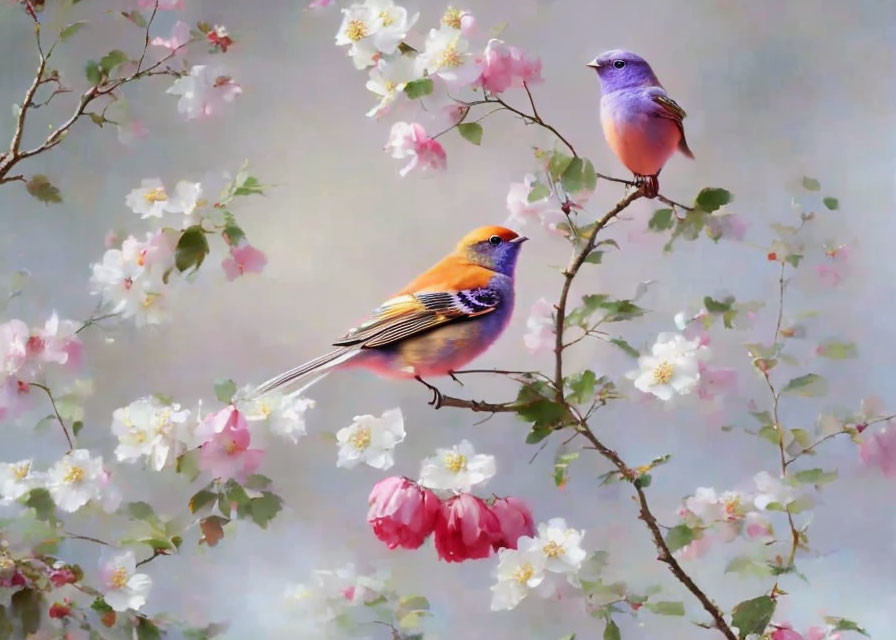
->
xmin=588 ymin=49 xmax=693 ymax=198
xmin=252 ymin=226 xmax=527 ymax=402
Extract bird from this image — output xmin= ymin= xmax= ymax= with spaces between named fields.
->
xmin=587 ymin=49 xmax=693 ymax=198
xmin=251 ymin=226 xmax=527 ymax=404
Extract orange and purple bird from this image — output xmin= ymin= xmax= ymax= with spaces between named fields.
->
xmin=253 ymin=226 xmax=527 ymax=400
xmin=587 ymin=49 xmax=693 ymax=198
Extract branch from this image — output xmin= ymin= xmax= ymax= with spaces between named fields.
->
xmin=29 ymin=382 xmax=73 ymax=450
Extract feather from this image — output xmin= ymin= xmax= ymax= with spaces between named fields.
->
xmin=649 ymin=92 xmax=694 ymax=159
xmin=251 ymin=347 xmax=359 ymax=398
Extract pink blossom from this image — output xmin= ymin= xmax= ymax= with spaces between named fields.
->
xmin=116 ymin=119 xmax=150 ymax=146
xmin=222 ymin=243 xmax=268 ymax=281
xmin=478 ymin=39 xmax=542 ymax=94
xmin=859 ymin=425 xmax=896 ymax=476
xmin=206 ymin=25 xmax=233 ymax=53
xmin=676 ymin=534 xmax=712 ymax=560
xmin=771 ymin=624 xmax=804 ymax=640
xmin=385 ymin=122 xmax=447 ymax=177
xmin=0 ymin=378 xmax=31 ymax=422
xmin=26 ymin=313 xmax=83 ymax=371
xmin=198 ymin=406 xmax=264 ymax=482
xmin=104 ymin=230 xmax=120 ymax=249
xmin=49 ymin=567 xmax=78 ymax=587
xmin=150 ymin=20 xmax=190 ymax=52
xmin=816 ymin=244 xmax=850 ymax=287
xmin=0 ymin=319 xmax=29 ymax=377
xmin=489 ymin=496 xmax=534 ymax=550
xmin=137 ymin=0 xmax=183 ymax=9
xmin=367 ymin=476 xmax=440 ymax=549
xmin=308 ymin=0 xmax=333 ymax=8
xmin=433 ymin=493 xmax=501 ymax=562
xmin=696 ymin=362 xmax=737 ymax=401
xmin=523 ymin=298 xmax=554 ymax=354
xmin=166 ymin=65 xmax=242 ymax=120
xmin=674 ymin=310 xmax=712 ymax=347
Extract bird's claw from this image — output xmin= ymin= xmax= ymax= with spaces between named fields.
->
xmin=634 ymin=174 xmax=659 ymax=199
xmin=448 ymin=370 xmax=464 ymax=386
xmin=415 ymin=376 xmax=443 ymax=409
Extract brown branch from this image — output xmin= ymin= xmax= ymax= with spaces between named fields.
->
xmin=29 ymin=382 xmax=73 ymax=450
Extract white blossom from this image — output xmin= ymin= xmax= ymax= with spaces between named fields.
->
xmin=415 ymin=25 xmax=482 ymax=88
xmin=626 ymin=331 xmax=709 ymax=401
xmin=336 ymin=408 xmax=405 ymax=469
xmin=112 ymin=397 xmax=192 ymax=471
xmin=243 ymin=391 xmax=315 ymax=444
xmin=490 ymin=537 xmax=546 ymax=611
xmin=753 ymin=471 xmax=798 ymax=511
xmin=534 ymin=517 xmax=587 ymax=582
xmin=166 ymin=65 xmax=242 ymax=119
xmin=523 ymin=297 xmax=554 ymax=353
xmin=365 ymin=54 xmax=419 ymax=118
xmin=99 ymin=550 xmax=152 ymax=612
xmin=0 ymin=459 xmax=43 ymax=503
xmin=418 ymin=439 xmax=495 ymax=493
xmin=46 ymin=449 xmax=119 ymax=513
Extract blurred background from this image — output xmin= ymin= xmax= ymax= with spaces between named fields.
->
xmin=1 ymin=0 xmax=895 ymax=638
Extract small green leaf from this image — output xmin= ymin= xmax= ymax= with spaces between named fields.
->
xmin=703 ymin=295 xmax=734 ymax=313
xmin=785 ymin=253 xmax=803 ymax=268
xmin=91 ymin=597 xmax=114 ymax=614
xmin=136 ymin=616 xmax=162 ymax=640
xmin=85 ymin=60 xmax=101 ymax=85
xmin=560 ymin=157 xmax=596 ymax=194
xmin=233 ymin=176 xmax=264 ymax=197
xmin=457 ymin=122 xmax=483 ymax=145
xmin=175 ymin=226 xmax=210 ymax=272
xmin=403 ymin=78 xmax=433 ymax=99
xmin=664 ymin=524 xmax=697 ymax=553
xmin=822 ymin=196 xmax=839 ymax=210
xmin=244 ymin=474 xmax=273 ymax=490
xmin=60 ymin=21 xmax=88 ymax=41
xmin=127 ymin=501 xmax=156 ymax=521
xmin=824 ymin=617 xmax=869 ymax=637
xmin=71 ymin=420 xmax=84 ymax=437
xmin=645 ymin=601 xmax=685 ymax=616
xmin=648 ymin=208 xmax=674 ymax=231
xmin=694 ymin=187 xmax=732 ymax=213
xmin=23 ymin=488 xmax=56 ymax=523
xmin=176 ymin=449 xmax=201 ymax=481
xmin=568 ymin=370 xmax=597 ymax=404
xmin=11 ymin=589 xmax=41 ymax=635
xmin=603 ymin=619 xmax=620 ymax=640
xmin=222 ymin=223 xmax=246 ymax=247
xmin=120 ymin=10 xmax=148 ymax=28
xmin=527 ymin=181 xmax=550 ymax=202
xmin=816 ymin=340 xmax=857 ymax=359
xmin=247 ymin=491 xmax=283 ymax=528
xmin=525 ymin=426 xmax=552 ymax=444
xmin=553 ymin=450 xmax=579 ymax=487
xmin=189 ymin=490 xmax=218 ymax=514
xmin=731 ymin=595 xmax=775 ymax=639
xmin=583 ymin=250 xmax=604 ymax=264
xmin=793 ymin=468 xmax=838 ymax=485
xmin=725 ymin=555 xmax=770 ymax=577
xmin=214 ymin=378 xmax=236 ymax=403
xmin=609 ymin=338 xmax=639 ymax=357
xmin=634 ymin=473 xmax=651 ymax=488
xmin=26 ymin=174 xmax=62 ymax=203
xmin=99 ymin=50 xmax=128 ymax=74
xmin=802 ymin=176 xmax=821 ymax=191
xmin=547 ymin=151 xmax=574 ymax=181
xmin=781 ymin=373 xmax=827 ymax=397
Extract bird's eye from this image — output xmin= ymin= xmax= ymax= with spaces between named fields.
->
xmin=613 ymin=60 xmax=626 ymax=69
xmin=488 ymin=235 xmax=503 ymax=246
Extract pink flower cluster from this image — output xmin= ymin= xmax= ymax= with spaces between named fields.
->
xmin=0 ymin=315 xmax=82 ymax=420
xmin=367 ymin=477 xmax=533 ymax=563
xmin=771 ymin=623 xmax=841 ymax=640
xmin=385 ymin=122 xmax=447 ymax=177
xmin=196 ymin=406 xmax=264 ymax=482
xmin=478 ymin=39 xmax=542 ymax=94
xmin=222 ymin=242 xmax=267 ymax=281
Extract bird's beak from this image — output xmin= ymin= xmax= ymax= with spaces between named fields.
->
xmin=510 ymin=235 xmax=528 ymax=244
xmin=587 ymin=60 xmax=602 ymax=69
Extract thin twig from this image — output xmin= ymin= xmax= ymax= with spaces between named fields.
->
xmin=64 ymin=531 xmax=113 ymax=546
xmin=30 ymin=382 xmax=73 ymax=450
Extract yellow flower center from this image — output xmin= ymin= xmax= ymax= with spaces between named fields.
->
xmin=438 ymin=43 xmax=463 ymax=69
xmin=442 ymin=7 xmax=462 ymax=29
xmin=256 ymin=401 xmax=273 ymax=419
xmin=143 ymin=187 xmax=167 ymax=204
xmin=63 ymin=464 xmax=85 ymax=484
xmin=443 ymin=452 xmax=467 ymax=473
xmin=384 ymin=80 xmax=397 ymax=93
xmin=350 ymin=426 xmax=372 ymax=451
xmin=652 ymin=361 xmax=675 ymax=385
xmin=131 ymin=429 xmax=147 ymax=444
xmin=723 ymin=495 xmax=740 ymax=517
xmin=512 ymin=562 xmax=534 ymax=584
xmin=378 ymin=10 xmax=395 ymax=27
xmin=345 ymin=19 xmax=368 ymax=41
xmin=109 ymin=567 xmax=129 ymax=589
xmin=141 ymin=293 xmax=158 ymax=309
xmin=12 ymin=462 xmax=30 ymax=480
xmin=542 ymin=540 xmax=563 ymax=558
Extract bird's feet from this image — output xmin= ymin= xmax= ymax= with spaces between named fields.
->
xmin=448 ymin=370 xmax=464 ymax=386
xmin=415 ymin=375 xmax=443 ymax=409
xmin=634 ymin=174 xmax=660 ymax=198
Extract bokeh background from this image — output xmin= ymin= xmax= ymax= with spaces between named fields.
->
xmin=2 ymin=0 xmax=896 ymax=638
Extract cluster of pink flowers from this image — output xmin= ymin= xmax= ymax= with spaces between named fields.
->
xmin=367 ymin=477 xmax=534 ymax=563
xmin=771 ymin=623 xmax=842 ymax=640
xmin=0 ymin=314 xmax=82 ymax=420
xmin=196 ymin=406 xmax=264 ymax=482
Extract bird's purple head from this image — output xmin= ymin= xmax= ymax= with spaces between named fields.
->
xmin=587 ymin=49 xmax=660 ymax=92
xmin=456 ymin=226 xmax=527 ymax=277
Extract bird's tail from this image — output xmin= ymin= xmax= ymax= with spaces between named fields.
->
xmin=251 ymin=347 xmax=359 ymax=399
xmin=678 ymin=135 xmax=694 ymax=159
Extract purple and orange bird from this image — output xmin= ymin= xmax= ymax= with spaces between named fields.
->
xmin=252 ymin=226 xmax=526 ymax=402
xmin=587 ymin=50 xmax=693 ymax=198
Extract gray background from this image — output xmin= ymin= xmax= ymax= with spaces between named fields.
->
xmin=1 ymin=0 xmax=895 ymax=638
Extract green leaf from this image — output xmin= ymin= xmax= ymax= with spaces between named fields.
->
xmin=824 ymin=617 xmax=869 ymax=637
xmin=71 ymin=420 xmax=84 ymax=437
xmin=802 ymin=176 xmax=821 ymax=191
xmin=85 ymin=60 xmax=101 ymax=84
xmin=60 ymin=21 xmax=88 ymax=41
xmin=816 ymin=340 xmax=857 ymax=359
xmin=233 ymin=176 xmax=264 ymax=197
xmin=247 ymin=491 xmax=283 ymax=528
xmin=25 ymin=174 xmax=62 ymax=203
xmin=222 ymin=223 xmax=246 ymax=247
xmin=603 ymin=619 xmax=620 ymax=640
xmin=23 ymin=488 xmax=56 ymax=523
xmin=583 ymin=250 xmax=604 ymax=264
xmin=793 ymin=468 xmax=838 ymax=485
xmin=703 ymin=295 xmax=734 ymax=313
xmin=597 ymin=299 xmax=646 ymax=323
xmin=244 ymin=474 xmax=273 ymax=490
xmin=553 ymin=450 xmax=579 ymax=487
xmin=214 ymin=378 xmax=236 ymax=403
xmin=648 ymin=208 xmax=674 ymax=231
xmin=561 ymin=157 xmax=596 ymax=194
xmin=664 ymin=524 xmax=697 ymax=553
xmin=547 ymin=151 xmax=574 ymax=181
xmin=822 ymin=196 xmax=839 ymax=210
xmin=565 ymin=294 xmax=609 ymax=327
xmin=609 ymin=338 xmax=639 ymax=358
xmin=781 ymin=373 xmax=827 ymax=397
xmin=120 ymin=10 xmax=148 ymax=28
xmin=176 ymin=449 xmax=201 ymax=481
xmin=731 ymin=595 xmax=775 ymax=639
xmin=527 ymin=181 xmax=550 ymax=202
xmin=403 ymin=78 xmax=433 ymax=99
xmin=189 ymin=490 xmax=218 ymax=514
xmin=175 ymin=226 xmax=210 ymax=272
xmin=634 ymin=473 xmax=651 ymax=488
xmin=457 ymin=122 xmax=483 ymax=145
xmin=785 ymin=253 xmax=803 ymax=268
xmin=91 ymin=597 xmax=114 ymax=614
xmin=136 ymin=616 xmax=162 ymax=640
xmin=11 ymin=589 xmax=41 ymax=635
xmin=525 ymin=426 xmax=552 ymax=444
xmin=694 ymin=187 xmax=732 ymax=213
xmin=725 ymin=555 xmax=771 ymax=578
xmin=568 ymin=370 xmax=597 ymax=404
xmin=99 ymin=50 xmax=128 ymax=74
xmin=645 ymin=601 xmax=685 ymax=616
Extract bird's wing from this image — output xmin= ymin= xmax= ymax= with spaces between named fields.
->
xmin=332 ymin=287 xmax=500 ymax=349
xmin=647 ymin=89 xmax=694 ymax=158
